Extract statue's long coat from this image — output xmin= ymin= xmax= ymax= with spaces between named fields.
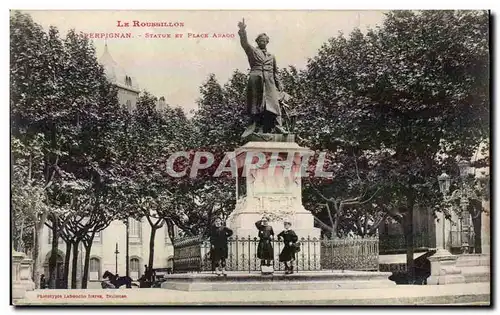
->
xmin=238 ymin=29 xmax=282 ymax=117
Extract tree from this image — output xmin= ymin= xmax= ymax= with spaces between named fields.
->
xmin=10 ymin=12 xmax=69 ymax=288
xmin=192 ymin=71 xmax=247 ymax=150
xmin=122 ymin=92 xmax=173 ymax=278
xmin=304 ymin=149 xmax=403 ymax=238
xmin=297 ymin=10 xmax=489 ymax=281
xmin=11 ymin=11 xmax=124 ymax=288
xmin=113 ymin=91 xmax=199 ymax=277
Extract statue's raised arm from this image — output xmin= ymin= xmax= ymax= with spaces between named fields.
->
xmin=237 ymin=18 xmax=252 ymax=53
xmin=237 ymin=18 xmax=246 ymax=31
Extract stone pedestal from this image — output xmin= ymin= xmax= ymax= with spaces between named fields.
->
xmin=427 ymin=250 xmax=465 ymax=285
xmin=227 ymin=140 xmax=321 ymax=270
xmin=434 ymin=211 xmax=450 ymax=251
xmin=228 ymin=140 xmax=320 ymax=239
xmin=428 ymin=208 xmax=465 ymax=285
xmin=12 ymin=249 xmax=35 ymax=302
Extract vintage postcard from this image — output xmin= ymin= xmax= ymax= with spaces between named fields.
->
xmin=10 ymin=9 xmax=490 ymax=306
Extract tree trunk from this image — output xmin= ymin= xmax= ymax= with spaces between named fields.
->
xmin=18 ymin=217 xmax=25 ymax=252
xmin=472 ymin=209 xmax=482 ymax=254
xmin=81 ymin=244 xmax=92 ymax=289
xmin=470 ymin=200 xmax=482 ymax=254
xmin=165 ymin=218 xmax=175 ymax=245
xmin=63 ymin=241 xmax=71 ymax=289
xmin=147 ymin=227 xmax=157 ymax=280
xmin=48 ymin=216 xmax=59 ymax=289
xmin=71 ymin=241 xmax=79 ymax=289
xmin=332 ymin=213 xmax=340 ymax=237
xmin=33 ymin=222 xmax=43 ymax=289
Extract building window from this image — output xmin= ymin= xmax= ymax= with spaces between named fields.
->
xmin=126 ymin=100 xmax=132 ymax=111
xmin=93 ymin=231 xmax=102 ymax=243
xmin=89 ymin=257 xmax=101 ymax=281
xmin=125 ymin=75 xmax=132 ymax=87
xmin=129 ymin=218 xmax=142 ymax=243
xmin=130 ymin=258 xmax=140 ymax=280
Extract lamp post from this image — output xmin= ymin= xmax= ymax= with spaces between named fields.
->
xmin=437 ymin=172 xmax=452 ymax=256
xmin=438 ymin=159 xmax=476 ymax=255
xmin=457 ymin=159 xmax=472 ymax=254
xmin=428 ymin=163 xmax=473 ymax=285
xmin=114 ymin=243 xmax=120 ymax=275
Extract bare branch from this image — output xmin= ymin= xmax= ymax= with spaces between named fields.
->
xmin=145 ymin=214 xmax=153 ymax=226
xmin=312 ymin=214 xmax=334 ymax=232
xmin=308 ymin=178 xmax=335 ymax=202
xmin=325 ymin=203 xmax=335 ymax=228
xmin=342 ymin=187 xmax=382 ymax=207
xmin=153 ymin=218 xmax=164 ymax=228
xmin=353 ymin=151 xmax=361 ymax=182
xmin=45 ymin=220 xmax=54 ymax=229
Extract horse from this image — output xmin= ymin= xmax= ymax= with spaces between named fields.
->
xmin=102 ymin=270 xmax=138 ymax=288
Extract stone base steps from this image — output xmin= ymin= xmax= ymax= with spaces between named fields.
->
xmin=162 ymin=279 xmax=395 ymax=291
xmin=456 ymin=254 xmax=490 ymax=267
xmin=461 ymin=266 xmax=490 ymax=283
xmin=161 ymin=271 xmax=395 ymax=291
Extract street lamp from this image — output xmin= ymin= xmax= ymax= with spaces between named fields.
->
xmin=438 ymin=172 xmax=451 ymax=196
xmin=438 ymin=159 xmax=476 ymax=255
xmin=114 ymin=243 xmax=120 ymax=275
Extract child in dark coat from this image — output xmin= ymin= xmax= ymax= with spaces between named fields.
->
xmin=210 ymin=217 xmax=233 ymax=276
xmin=277 ymin=220 xmax=298 ymax=274
xmin=255 ymin=216 xmax=274 ymax=271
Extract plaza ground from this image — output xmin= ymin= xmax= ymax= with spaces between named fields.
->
xmin=16 ymin=282 xmax=490 ymax=306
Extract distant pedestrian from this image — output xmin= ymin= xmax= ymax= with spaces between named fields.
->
xmin=40 ymin=274 xmax=47 ymax=289
xmin=210 ymin=217 xmax=233 ymax=276
xmin=144 ymin=264 xmax=153 ymax=282
xmin=255 ymin=216 xmax=274 ymax=273
xmin=277 ymin=220 xmax=298 ymax=274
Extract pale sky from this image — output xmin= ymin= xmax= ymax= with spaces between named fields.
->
xmin=21 ymin=10 xmax=387 ymax=114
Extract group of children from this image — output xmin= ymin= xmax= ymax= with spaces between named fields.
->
xmin=210 ymin=216 xmax=299 ymax=276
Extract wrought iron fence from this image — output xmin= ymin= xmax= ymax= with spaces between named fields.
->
xmin=172 ymin=235 xmax=204 ymax=273
xmin=173 ymin=235 xmax=379 ymax=273
xmin=198 ymin=236 xmax=322 ymax=272
xmin=321 ymin=236 xmax=379 ymax=271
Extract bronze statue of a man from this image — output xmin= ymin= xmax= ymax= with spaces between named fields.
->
xmin=238 ymin=18 xmax=286 ymax=136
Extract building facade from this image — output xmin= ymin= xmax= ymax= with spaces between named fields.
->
xmin=40 ymin=219 xmax=174 ymax=288
xmin=98 ymin=43 xmax=140 ymax=110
